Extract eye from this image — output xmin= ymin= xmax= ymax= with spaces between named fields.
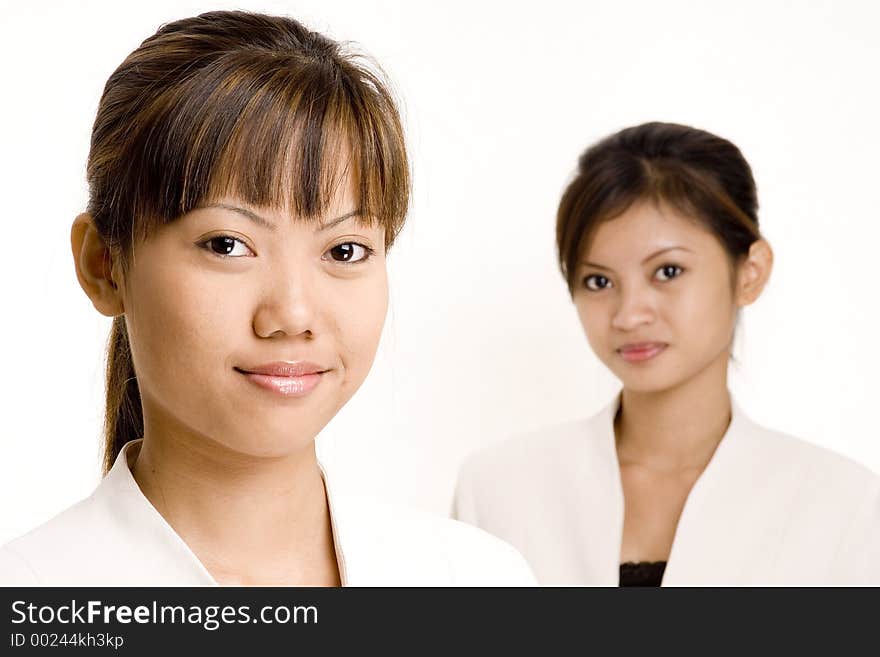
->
xmin=655 ymin=264 xmax=684 ymax=281
xmin=583 ymin=274 xmax=613 ymax=291
xmin=324 ymin=242 xmax=374 ymax=263
xmin=199 ymin=235 xmax=254 ymax=258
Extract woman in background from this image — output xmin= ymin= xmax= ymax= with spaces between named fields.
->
xmin=454 ymin=122 xmax=880 ymax=585
xmin=0 ymin=10 xmax=533 ymax=586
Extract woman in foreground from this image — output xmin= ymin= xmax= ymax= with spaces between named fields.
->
xmin=0 ymin=10 xmax=533 ymax=586
xmin=454 ymin=122 xmax=880 ymax=586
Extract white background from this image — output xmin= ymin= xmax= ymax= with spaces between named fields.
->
xmin=1 ymin=0 xmax=879 ymax=543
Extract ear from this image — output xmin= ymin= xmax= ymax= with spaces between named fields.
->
xmin=70 ymin=213 xmax=125 ymax=317
xmin=735 ymin=238 xmax=773 ymax=307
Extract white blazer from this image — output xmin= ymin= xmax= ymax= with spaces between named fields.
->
xmin=1 ymin=440 xmax=535 ymax=586
xmin=453 ymin=394 xmax=880 ymax=586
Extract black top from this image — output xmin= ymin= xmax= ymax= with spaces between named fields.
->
xmin=619 ymin=561 xmax=667 ymax=587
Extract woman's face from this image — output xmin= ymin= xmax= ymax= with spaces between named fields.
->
xmin=573 ymin=200 xmax=744 ymax=394
xmin=117 ymin=182 xmax=388 ymax=458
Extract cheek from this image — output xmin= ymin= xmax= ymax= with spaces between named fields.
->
xmin=125 ymin=259 xmax=245 ymax=398
xmin=667 ymin=275 xmax=736 ymax=348
xmin=574 ymin=298 xmax=610 ymax=350
xmin=329 ymin=270 xmax=388 ymax=377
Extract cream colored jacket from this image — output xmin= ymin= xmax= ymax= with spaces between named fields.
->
xmin=453 ymin=394 xmax=880 ymax=586
xmin=1 ymin=440 xmax=535 ymax=586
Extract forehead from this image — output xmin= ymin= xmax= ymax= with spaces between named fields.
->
xmin=188 ymin=194 xmax=383 ymax=237
xmin=208 ymin=134 xmax=360 ymax=217
xmin=195 ymin=154 xmax=367 ymax=226
xmin=583 ymin=200 xmax=722 ymax=263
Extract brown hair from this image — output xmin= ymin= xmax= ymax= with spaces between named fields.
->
xmin=556 ymin=121 xmax=761 ymax=294
xmin=88 ymin=10 xmax=410 ymax=473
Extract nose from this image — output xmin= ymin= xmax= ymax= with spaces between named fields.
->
xmin=252 ymin=263 xmax=317 ymax=340
xmin=610 ymin=283 xmax=656 ymax=332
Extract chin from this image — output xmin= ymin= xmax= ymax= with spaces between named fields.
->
xmin=615 ymin=358 xmax=722 ymax=396
xmin=222 ymin=431 xmax=320 ymax=459
xmin=608 ymin=363 xmax=691 ymax=396
xmin=619 ymin=379 xmax=679 ymax=395
xmin=201 ymin=410 xmax=331 ymax=459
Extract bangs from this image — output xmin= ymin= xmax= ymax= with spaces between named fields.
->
xmin=557 ymin=153 xmax=761 ymax=291
xmin=641 ymin=160 xmax=761 ymax=248
xmin=111 ymin=48 xmax=408 ymax=256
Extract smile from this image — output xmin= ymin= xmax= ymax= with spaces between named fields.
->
xmin=235 ymin=362 xmax=329 ymax=398
xmin=616 ymin=342 xmax=668 ymax=363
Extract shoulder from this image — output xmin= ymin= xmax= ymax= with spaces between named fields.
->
xmin=454 ymin=404 xmax=615 ymax=518
xmin=735 ymin=414 xmax=880 ymax=558
xmin=331 ymin=493 xmax=536 ymax=586
xmin=412 ymin=509 xmax=538 ymax=586
xmin=451 ymin=407 xmax=614 ymax=534
xmin=459 ymin=415 xmax=602 ymax=484
xmin=735 ymin=416 xmax=880 ymax=580
xmin=0 ymin=467 xmax=200 ymax=587
xmin=0 ymin=545 xmax=40 ymax=586
xmin=0 ymin=494 xmax=106 ymax=586
xmin=741 ymin=415 xmax=880 ymax=498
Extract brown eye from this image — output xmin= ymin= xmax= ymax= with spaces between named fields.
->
xmin=655 ymin=264 xmax=683 ymax=281
xmin=200 ymin=236 xmax=252 ymax=257
xmin=325 ymin=242 xmax=371 ymax=263
xmin=584 ymin=274 xmax=612 ymax=291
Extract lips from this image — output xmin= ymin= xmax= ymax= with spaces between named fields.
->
xmin=235 ymin=361 xmax=329 ymax=397
xmin=616 ymin=342 xmax=668 ymax=363
xmin=238 ymin=361 xmax=327 ymax=377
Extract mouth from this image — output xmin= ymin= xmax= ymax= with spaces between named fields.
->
xmin=235 ymin=361 xmax=330 ymax=397
xmin=616 ymin=342 xmax=668 ymax=363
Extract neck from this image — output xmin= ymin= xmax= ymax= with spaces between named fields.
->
xmin=131 ymin=399 xmax=339 ymax=585
xmin=615 ymin=349 xmax=732 ymax=472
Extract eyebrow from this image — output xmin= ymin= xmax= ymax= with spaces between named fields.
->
xmin=582 ymin=246 xmax=693 ymax=271
xmin=201 ymin=204 xmax=362 ymax=232
xmin=317 ymin=210 xmax=361 ymax=232
xmin=203 ymin=203 xmax=276 ymax=231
